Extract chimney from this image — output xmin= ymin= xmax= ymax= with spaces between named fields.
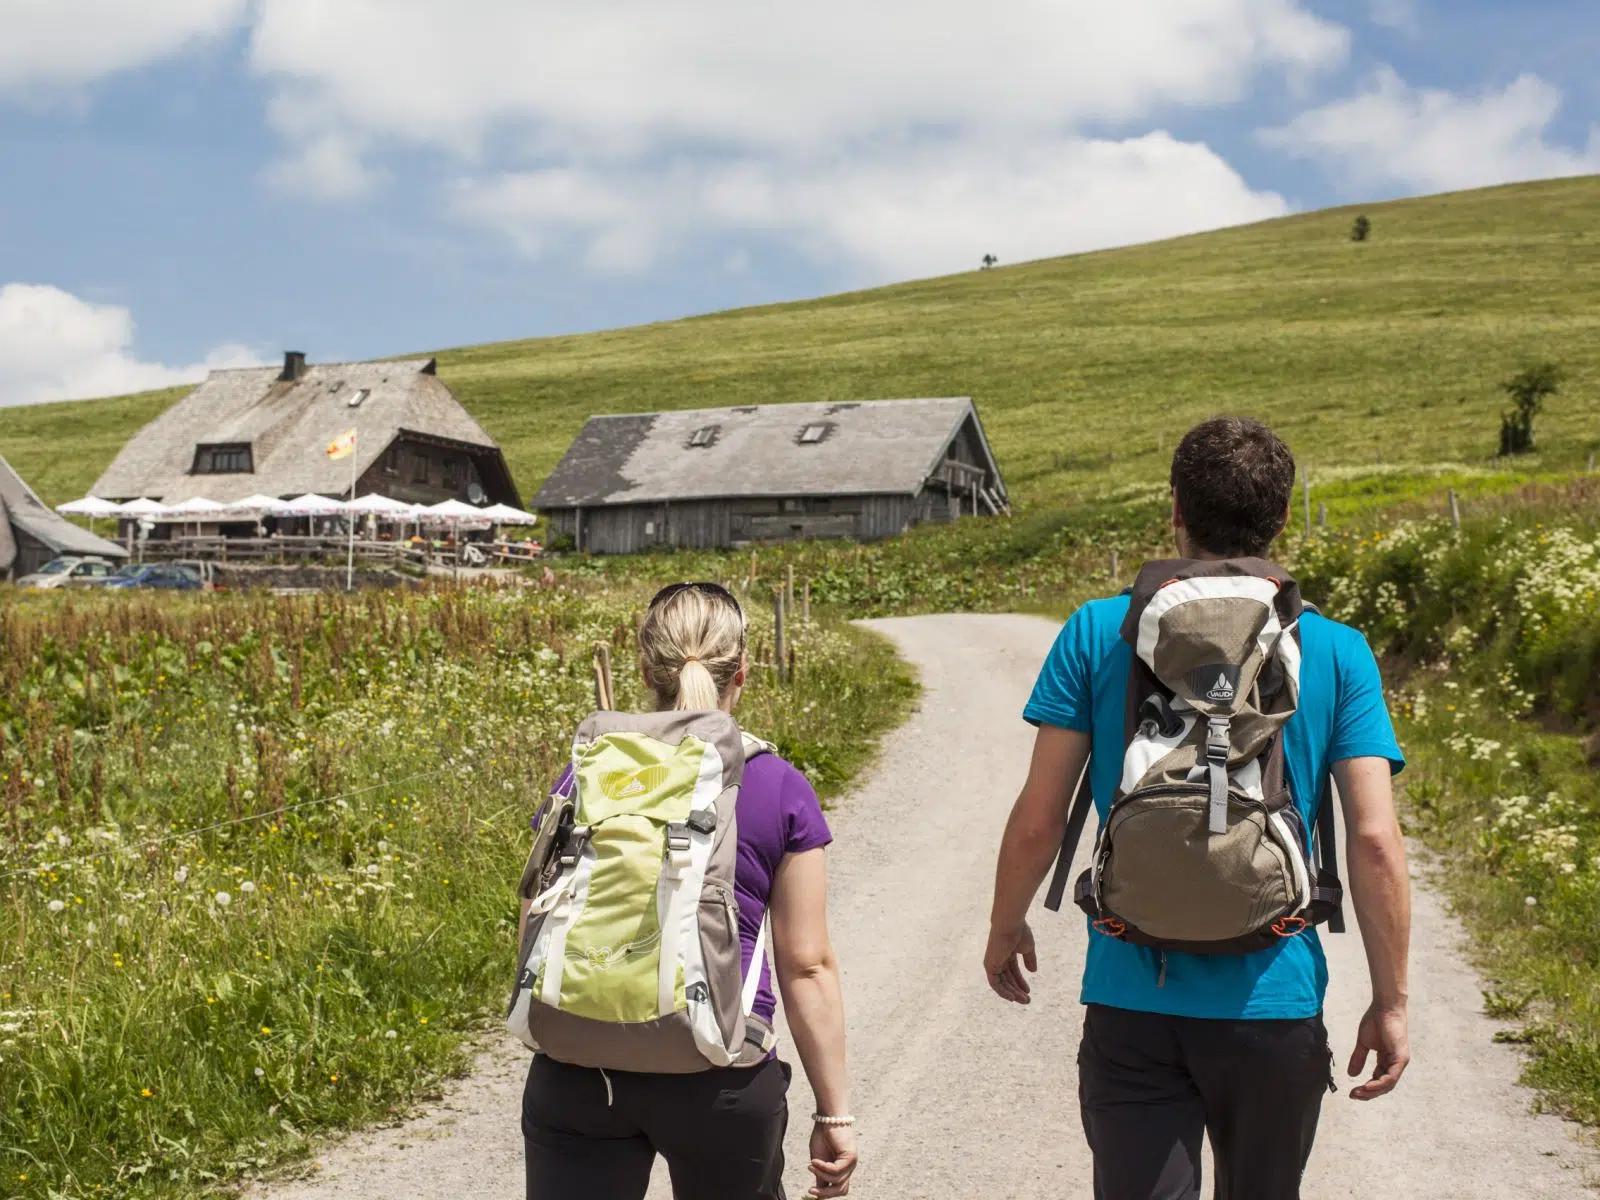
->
xmin=280 ymin=351 xmax=307 ymax=382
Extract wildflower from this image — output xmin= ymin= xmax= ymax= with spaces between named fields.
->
xmin=255 ymin=1067 xmax=265 ymax=1078
xmin=174 ymin=866 xmax=189 ymax=886
xmin=213 ymin=892 xmax=232 ymax=907
xmin=385 ymin=1029 xmax=397 ymax=1039
xmin=1525 ymin=897 xmax=1538 ymax=908
xmin=260 ymin=1025 xmax=272 ymax=1034
xmin=47 ymin=899 xmax=66 ymax=914
xmin=141 ymin=1088 xmax=154 ymax=1098
xmin=240 ymin=881 xmax=256 ymax=894
xmin=329 ymin=1074 xmax=339 ymax=1083
xmin=419 ymin=1016 xmax=428 ymax=1024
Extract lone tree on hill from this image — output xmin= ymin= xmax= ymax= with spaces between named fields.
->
xmin=1351 ymin=215 xmax=1371 ymax=242
xmin=981 ymin=253 xmax=998 ymax=269
xmin=1498 ymin=362 xmax=1561 ymax=456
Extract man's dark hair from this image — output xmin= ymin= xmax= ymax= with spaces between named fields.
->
xmin=1169 ymin=417 xmax=1296 ymax=558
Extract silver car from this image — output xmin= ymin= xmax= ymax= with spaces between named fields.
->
xmin=15 ymin=556 xmax=119 ymax=590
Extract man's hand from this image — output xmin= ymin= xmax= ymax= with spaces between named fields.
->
xmin=807 ymin=1123 xmax=858 ymax=1198
xmin=984 ymin=921 xmax=1037 ymax=1004
xmin=1348 ymin=1001 xmax=1409 ymax=1100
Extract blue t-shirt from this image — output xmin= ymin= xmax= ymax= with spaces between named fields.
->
xmin=1023 ymin=595 xmax=1404 ymax=1020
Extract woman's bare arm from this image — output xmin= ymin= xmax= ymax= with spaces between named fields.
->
xmin=771 ymin=847 xmax=857 ymax=1197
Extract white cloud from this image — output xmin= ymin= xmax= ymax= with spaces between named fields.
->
xmin=1261 ymin=69 xmax=1600 ymax=192
xmin=0 ymin=284 xmax=264 ymax=407
xmin=248 ymin=0 xmax=1345 ymax=158
xmin=0 ymin=0 xmax=247 ymax=91
xmin=453 ymin=133 xmax=1288 ymax=279
xmin=263 ymin=133 xmax=386 ymax=202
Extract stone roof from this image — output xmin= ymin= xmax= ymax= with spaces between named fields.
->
xmin=0 ymin=454 xmax=128 ymax=570
xmin=91 ymin=357 xmax=518 ymax=505
xmin=534 ymin=397 xmax=1003 ymax=508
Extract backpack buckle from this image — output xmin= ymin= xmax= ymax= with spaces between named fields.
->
xmin=665 ymin=822 xmax=694 ymax=874
xmin=1204 ymin=716 xmax=1231 ymax=764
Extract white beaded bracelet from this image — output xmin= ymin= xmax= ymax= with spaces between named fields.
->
xmin=812 ymin=1114 xmax=856 ymax=1127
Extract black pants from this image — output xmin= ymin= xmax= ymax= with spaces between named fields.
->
xmin=523 ymin=1053 xmax=790 ymax=1200
xmin=1078 ymin=1004 xmax=1332 ymax=1200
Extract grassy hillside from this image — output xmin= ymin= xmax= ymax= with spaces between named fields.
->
xmin=2 ymin=177 xmax=1598 ymax=516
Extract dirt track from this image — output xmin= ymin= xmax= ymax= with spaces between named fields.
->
xmin=257 ymin=614 xmax=1600 ymax=1198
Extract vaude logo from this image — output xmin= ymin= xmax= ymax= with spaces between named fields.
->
xmin=1205 ymin=672 xmax=1236 ymax=702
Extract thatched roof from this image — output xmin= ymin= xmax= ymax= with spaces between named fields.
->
xmin=92 ymin=356 xmax=520 ymax=505
xmin=0 ymin=455 xmax=127 ymax=570
xmin=534 ymin=397 xmax=1004 ymax=508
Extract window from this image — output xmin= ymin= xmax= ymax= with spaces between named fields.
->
xmin=442 ymin=457 xmax=462 ymax=489
xmin=687 ymin=424 xmax=720 ymax=448
xmin=192 ymin=443 xmax=253 ymax=474
xmin=383 ymin=446 xmax=400 ymax=475
xmin=412 ymin=450 xmax=430 ymax=484
xmin=797 ymin=423 xmax=833 ymax=445
xmin=782 ymin=498 xmax=804 ymax=513
xmin=346 ymin=388 xmax=371 ymax=408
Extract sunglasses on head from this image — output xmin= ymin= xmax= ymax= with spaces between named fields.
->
xmin=648 ymin=581 xmax=743 ymax=616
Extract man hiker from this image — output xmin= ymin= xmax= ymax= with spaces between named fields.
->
xmin=985 ymin=416 xmax=1411 ymax=1199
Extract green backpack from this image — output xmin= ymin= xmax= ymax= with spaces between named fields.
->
xmin=507 ymin=710 xmax=776 ymax=1072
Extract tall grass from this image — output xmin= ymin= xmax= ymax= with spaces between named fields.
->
xmin=1293 ymin=486 xmax=1600 ymax=1123
xmin=0 ymin=582 xmax=915 ymax=1199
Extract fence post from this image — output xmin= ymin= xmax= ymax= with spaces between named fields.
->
xmin=772 ymin=588 xmax=787 ymax=685
xmin=592 ymin=643 xmax=614 ymax=711
xmin=1448 ymin=488 xmax=1461 ymax=531
xmin=802 ymin=580 xmax=811 ymax=625
xmin=748 ymin=550 xmax=758 ymax=590
xmin=786 ymin=563 xmax=795 ymax=614
xmin=1317 ymin=502 xmax=1328 ymax=531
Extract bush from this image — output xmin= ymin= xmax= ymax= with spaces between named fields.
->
xmin=1498 ymin=363 xmax=1561 ymax=456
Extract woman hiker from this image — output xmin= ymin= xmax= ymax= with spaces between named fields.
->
xmin=515 ymin=582 xmax=858 ymax=1199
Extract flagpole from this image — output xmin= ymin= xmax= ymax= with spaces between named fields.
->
xmin=346 ymin=432 xmax=357 ymax=592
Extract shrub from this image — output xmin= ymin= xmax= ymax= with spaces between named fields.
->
xmin=1498 ymin=363 xmax=1561 ymax=456
xmin=1351 ymin=215 xmax=1371 ymax=242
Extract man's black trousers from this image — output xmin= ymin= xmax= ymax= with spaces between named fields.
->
xmin=522 ymin=1053 xmax=790 ymax=1200
xmin=1078 ymin=1003 xmax=1334 ymax=1200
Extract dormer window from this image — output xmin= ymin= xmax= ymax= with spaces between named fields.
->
xmin=346 ymin=388 xmax=370 ymax=408
xmin=688 ymin=425 xmax=720 ymax=448
xmin=797 ymin=423 xmax=833 ymax=445
xmin=192 ymin=443 xmax=253 ymax=474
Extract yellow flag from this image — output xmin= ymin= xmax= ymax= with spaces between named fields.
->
xmin=326 ymin=428 xmax=357 ymax=460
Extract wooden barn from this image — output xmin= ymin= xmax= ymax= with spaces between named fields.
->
xmin=534 ymin=397 xmax=1007 ymax=553
xmin=0 ymin=454 xmax=128 ymax=579
xmin=92 ymin=352 xmax=523 ymax=513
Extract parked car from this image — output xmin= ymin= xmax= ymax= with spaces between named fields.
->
xmin=171 ymin=560 xmax=223 ymax=590
xmin=102 ymin=563 xmax=205 ymax=591
xmin=14 ymin=556 xmax=119 ymax=590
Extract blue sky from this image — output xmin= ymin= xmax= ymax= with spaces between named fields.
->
xmin=0 ymin=0 xmax=1595 ymax=406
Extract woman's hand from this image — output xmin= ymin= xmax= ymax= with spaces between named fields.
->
xmin=808 ymin=1122 xmax=858 ymax=1198
xmin=984 ymin=920 xmax=1037 ymax=1004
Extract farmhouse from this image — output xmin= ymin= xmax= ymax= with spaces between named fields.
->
xmin=0 ymin=454 xmax=127 ymax=579
xmin=92 ymin=352 xmax=522 ymax=510
xmin=534 ymin=397 xmax=1007 ymax=553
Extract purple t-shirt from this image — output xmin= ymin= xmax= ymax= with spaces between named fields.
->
xmin=733 ymin=752 xmax=833 ymax=1022
xmin=546 ymin=750 xmax=831 ymax=1024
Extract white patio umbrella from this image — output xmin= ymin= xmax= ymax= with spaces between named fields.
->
xmin=423 ymin=498 xmax=490 ymax=522
xmin=345 ymin=493 xmax=414 ymax=516
xmin=278 ymin=493 xmax=350 ymax=517
xmin=115 ymin=498 xmax=168 ymax=517
xmin=223 ymin=493 xmax=289 ymax=517
xmin=56 ymin=495 xmax=122 ymax=537
xmin=162 ymin=496 xmax=227 ymax=539
xmin=57 ymin=496 xmax=122 ymax=518
xmin=478 ymin=502 xmax=538 ymax=525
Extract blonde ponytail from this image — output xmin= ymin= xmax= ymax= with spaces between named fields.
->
xmin=637 ymin=586 xmax=746 ymax=712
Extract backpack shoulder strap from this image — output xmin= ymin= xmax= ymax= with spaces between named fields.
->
xmin=1315 ymin=776 xmax=1345 ymax=933
xmin=740 ymin=732 xmax=777 ymax=761
xmin=1043 ymin=764 xmax=1095 ymax=912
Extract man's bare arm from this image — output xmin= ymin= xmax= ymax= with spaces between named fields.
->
xmin=985 ymin=725 xmax=1091 ymax=1003
xmin=1334 ymin=755 xmax=1411 ymax=1100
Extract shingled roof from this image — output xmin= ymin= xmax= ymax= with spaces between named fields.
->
xmin=92 ymin=356 xmax=519 ymax=505
xmin=0 ymin=454 xmax=127 ymax=571
xmin=534 ymin=397 xmax=1003 ymax=508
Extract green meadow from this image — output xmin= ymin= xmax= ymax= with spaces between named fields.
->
xmin=2 ymin=176 xmax=1597 ymax=520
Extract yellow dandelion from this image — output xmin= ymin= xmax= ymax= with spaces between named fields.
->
xmin=141 ymin=1088 xmax=154 ymax=1098
xmin=260 ymin=1025 xmax=272 ymax=1034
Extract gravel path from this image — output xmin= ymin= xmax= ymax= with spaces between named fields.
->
xmin=255 ymin=613 xmax=1599 ymax=1198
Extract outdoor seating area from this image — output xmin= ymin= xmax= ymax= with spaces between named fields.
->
xmin=53 ymin=493 xmax=541 ymax=568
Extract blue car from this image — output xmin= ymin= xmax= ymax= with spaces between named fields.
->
xmin=103 ymin=563 xmax=205 ymax=591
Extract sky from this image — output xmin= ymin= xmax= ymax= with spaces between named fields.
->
xmin=0 ymin=0 xmax=1596 ymax=407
